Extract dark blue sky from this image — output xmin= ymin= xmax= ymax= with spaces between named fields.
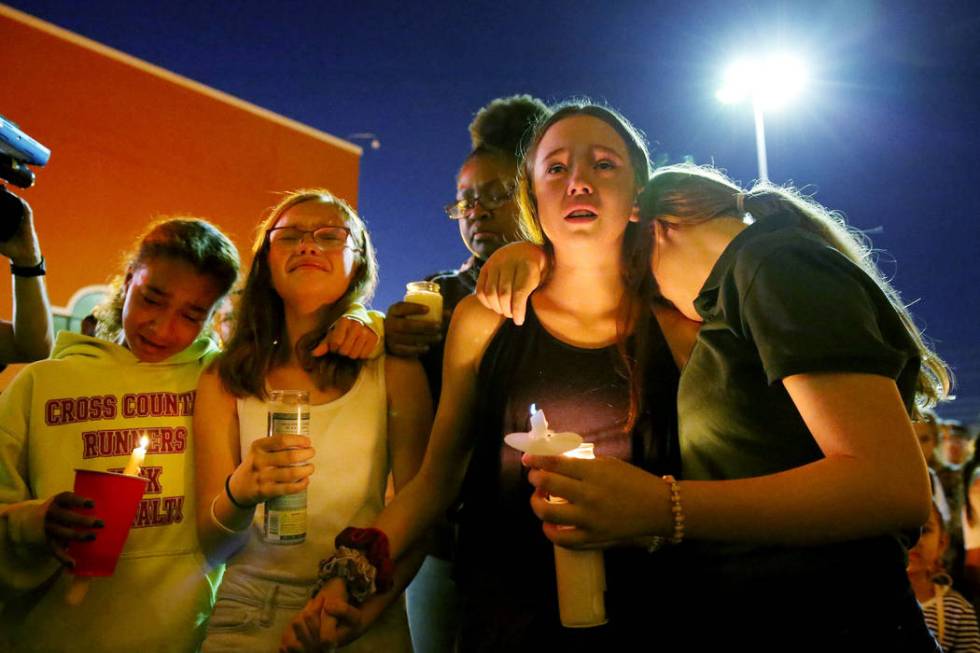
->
xmin=9 ymin=0 xmax=978 ymax=422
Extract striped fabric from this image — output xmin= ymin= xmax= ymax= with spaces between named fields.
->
xmin=922 ymin=585 xmax=980 ymax=652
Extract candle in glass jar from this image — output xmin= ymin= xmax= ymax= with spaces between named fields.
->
xmin=123 ymin=435 xmax=149 ymax=476
xmin=403 ymin=281 xmax=443 ymax=325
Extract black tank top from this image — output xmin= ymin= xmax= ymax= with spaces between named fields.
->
xmin=452 ymin=300 xmax=680 ymax=652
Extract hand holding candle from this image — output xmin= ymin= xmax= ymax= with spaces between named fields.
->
xmin=403 ymin=281 xmax=444 ymax=325
xmin=503 ymin=406 xmax=605 ymax=628
xmin=42 ymin=491 xmax=101 ymax=569
xmin=67 ymin=469 xmax=147 ymax=579
xmin=504 ymin=405 xmax=582 ymax=456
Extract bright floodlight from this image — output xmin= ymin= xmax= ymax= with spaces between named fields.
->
xmin=716 ymin=54 xmax=807 ymax=110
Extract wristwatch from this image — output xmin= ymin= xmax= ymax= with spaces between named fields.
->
xmin=10 ymin=256 xmax=45 ymax=277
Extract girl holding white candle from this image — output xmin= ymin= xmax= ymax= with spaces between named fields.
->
xmin=192 ymin=190 xmax=432 ymax=653
xmin=0 ymin=218 xmax=240 ymax=653
xmin=291 ymin=104 xmax=687 ymax=651
xmin=498 ymin=164 xmax=951 ymax=648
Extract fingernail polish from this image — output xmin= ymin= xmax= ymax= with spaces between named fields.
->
xmin=83 ymin=533 xmax=96 ymax=541
xmin=94 ymin=520 xmax=104 ymax=528
xmin=84 ymin=500 xmax=95 ymax=508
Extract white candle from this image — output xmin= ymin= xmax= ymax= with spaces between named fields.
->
xmin=529 ymin=404 xmax=548 ymax=440
xmin=404 ymin=281 xmax=443 ymax=325
xmin=123 ymin=435 xmax=149 ymax=476
xmin=553 ymin=442 xmax=607 ymax=628
xmin=504 ymin=405 xmax=581 ymax=455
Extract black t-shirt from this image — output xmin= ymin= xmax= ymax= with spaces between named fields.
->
xmin=453 ymin=301 xmax=681 ymax=652
xmin=675 ymin=211 xmax=931 ymax=644
xmin=680 ymin=211 xmax=919 ymax=483
xmin=420 ymin=256 xmax=481 ymax=403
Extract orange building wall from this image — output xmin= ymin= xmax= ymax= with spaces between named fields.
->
xmin=0 ymin=4 xmax=360 ymax=386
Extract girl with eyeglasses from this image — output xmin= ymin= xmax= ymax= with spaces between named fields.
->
xmin=384 ymin=95 xmax=547 ymax=387
xmin=193 ymin=190 xmax=432 ymax=653
xmin=382 ymin=94 xmax=547 ymax=653
xmin=285 ymin=104 xmax=687 ymax=652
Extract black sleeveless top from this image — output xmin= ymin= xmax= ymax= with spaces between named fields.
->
xmin=452 ymin=301 xmax=680 ymax=652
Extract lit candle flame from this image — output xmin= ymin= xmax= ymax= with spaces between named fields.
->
xmin=123 ymin=434 xmax=149 ymax=476
xmin=529 ymin=405 xmax=549 ymax=440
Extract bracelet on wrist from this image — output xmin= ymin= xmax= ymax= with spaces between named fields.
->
xmin=225 ymin=474 xmax=252 ymax=510
xmin=209 ymin=495 xmax=247 ymax=535
xmin=646 ymin=474 xmax=686 ymax=553
xmin=663 ymin=475 xmax=685 ymax=545
xmin=10 ymin=255 xmax=45 ymax=277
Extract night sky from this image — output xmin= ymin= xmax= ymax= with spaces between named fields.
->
xmin=7 ymin=0 xmax=978 ymax=423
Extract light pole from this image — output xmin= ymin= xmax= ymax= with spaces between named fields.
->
xmin=716 ymin=55 xmax=807 ymax=183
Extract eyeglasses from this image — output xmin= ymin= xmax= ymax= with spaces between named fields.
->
xmin=267 ymin=225 xmax=359 ymax=251
xmin=444 ymin=185 xmax=515 ymax=220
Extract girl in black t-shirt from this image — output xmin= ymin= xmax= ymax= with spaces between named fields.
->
xmin=513 ymin=163 xmax=951 ymax=648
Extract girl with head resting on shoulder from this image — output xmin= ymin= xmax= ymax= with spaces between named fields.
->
xmin=495 ymin=163 xmax=949 ymax=649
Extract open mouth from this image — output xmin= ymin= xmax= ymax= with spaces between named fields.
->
xmin=564 ymin=209 xmax=597 ymax=222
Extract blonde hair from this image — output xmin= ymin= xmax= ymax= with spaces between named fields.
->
xmin=638 ymin=163 xmax=951 ymax=411
xmin=217 ymin=189 xmax=378 ymax=398
xmin=93 ymin=217 xmax=240 ymax=342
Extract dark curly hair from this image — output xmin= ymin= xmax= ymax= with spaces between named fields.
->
xmin=468 ymin=94 xmax=549 ymax=161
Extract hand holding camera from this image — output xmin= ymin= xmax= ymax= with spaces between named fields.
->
xmin=0 ymin=113 xmax=52 ymax=363
xmin=0 ymin=113 xmax=49 ymax=252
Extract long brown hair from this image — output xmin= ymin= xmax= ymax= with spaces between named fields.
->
xmin=94 ymin=217 xmax=240 ymax=342
xmin=638 ymin=163 xmax=951 ymax=412
xmin=217 ymin=189 xmax=378 ymax=398
xmin=515 ymin=101 xmax=654 ymax=436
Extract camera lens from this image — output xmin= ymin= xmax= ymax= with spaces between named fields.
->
xmin=0 ymin=187 xmax=25 ymax=242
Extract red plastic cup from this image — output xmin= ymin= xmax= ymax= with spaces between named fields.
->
xmin=67 ymin=469 xmax=147 ymax=577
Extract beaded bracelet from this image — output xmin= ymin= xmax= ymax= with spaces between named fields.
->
xmin=663 ymin=474 xmax=685 ymax=545
xmin=645 ymin=475 xmax=685 ymax=553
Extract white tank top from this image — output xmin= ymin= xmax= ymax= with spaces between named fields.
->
xmin=228 ymin=357 xmax=388 ymax=581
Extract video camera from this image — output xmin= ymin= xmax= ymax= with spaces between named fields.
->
xmin=0 ymin=114 xmax=51 ymax=241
